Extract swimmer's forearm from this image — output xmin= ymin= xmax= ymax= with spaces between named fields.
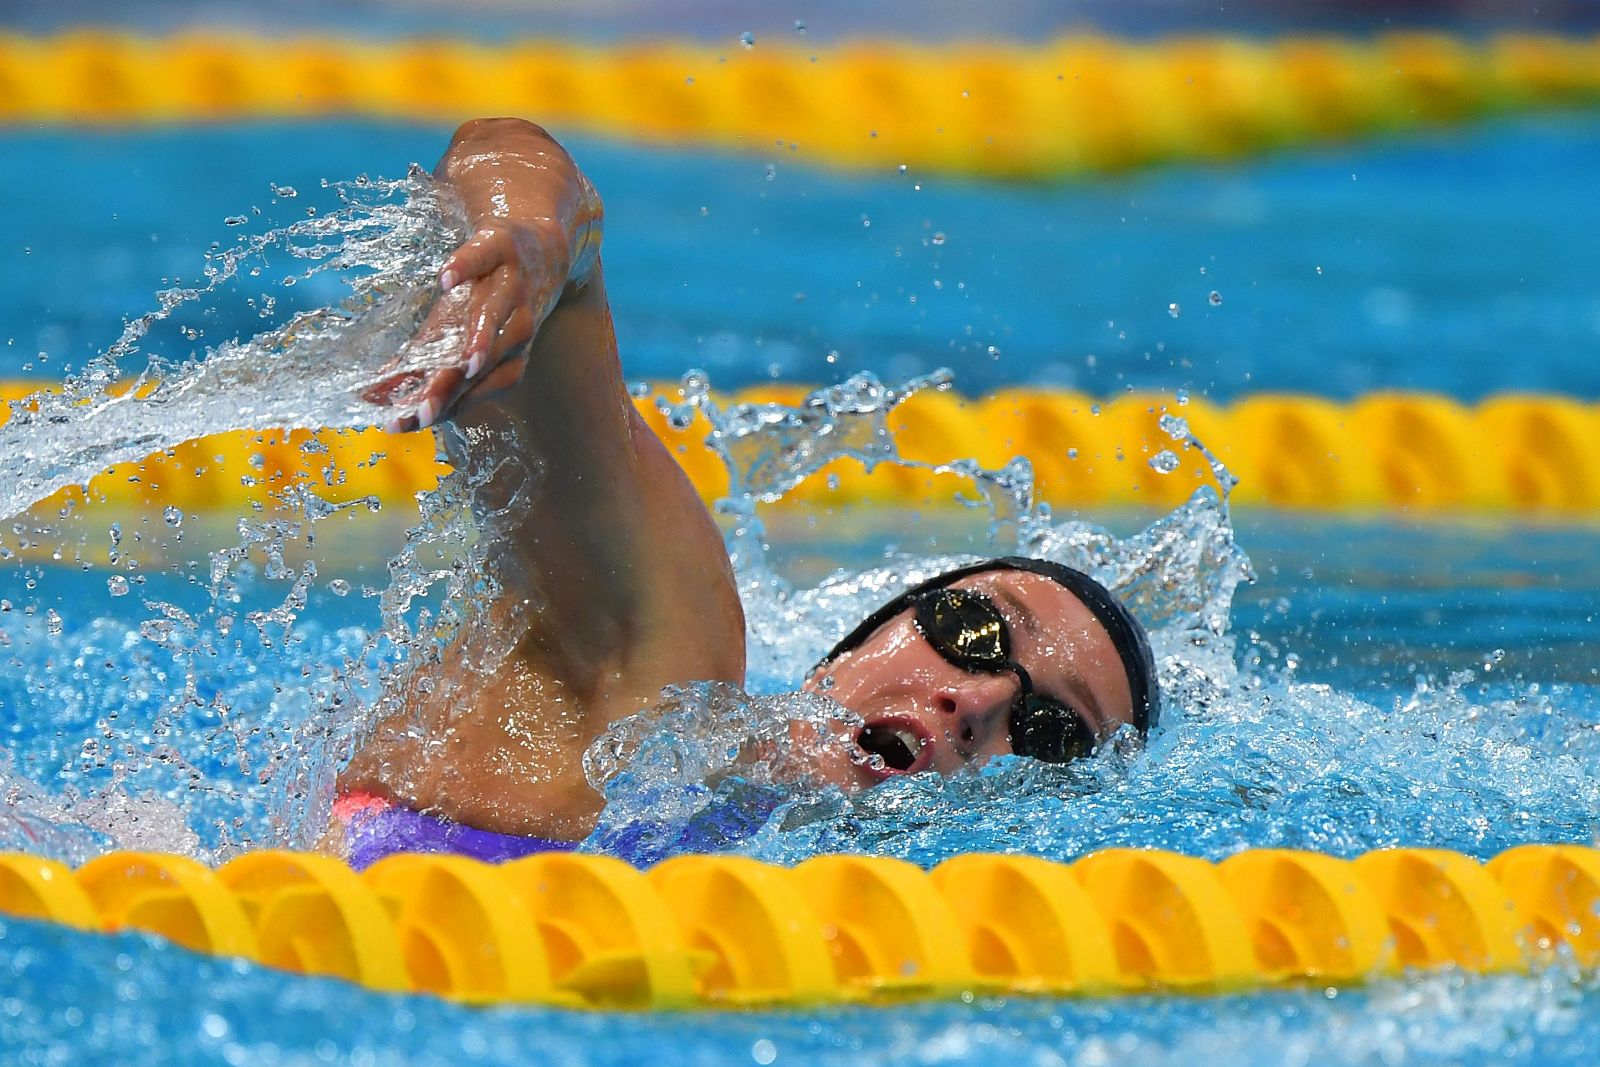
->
xmin=434 ymin=118 xmax=602 ymax=291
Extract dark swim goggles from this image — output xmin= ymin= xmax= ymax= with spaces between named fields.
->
xmin=815 ymin=557 xmax=1160 ymax=764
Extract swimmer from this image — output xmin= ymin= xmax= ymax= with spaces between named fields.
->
xmin=335 ymin=119 xmax=1158 ymax=864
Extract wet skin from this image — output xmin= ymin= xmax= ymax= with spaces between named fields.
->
xmin=339 ymin=118 xmax=1135 ymax=843
xmin=801 ymin=570 xmax=1137 ymax=789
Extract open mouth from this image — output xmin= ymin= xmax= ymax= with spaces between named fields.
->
xmin=854 ymin=717 xmax=933 ymax=777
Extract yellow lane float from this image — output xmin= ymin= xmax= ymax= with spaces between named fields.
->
xmin=2 ymin=844 xmax=1597 ymax=1009
xmin=1 ymin=32 xmax=1597 ymax=178
xmin=3 ymin=382 xmax=1597 ymax=518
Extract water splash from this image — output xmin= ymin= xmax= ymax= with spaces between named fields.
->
xmin=579 ymin=367 xmax=1258 ymax=858
xmin=0 ymin=167 xmax=465 ymax=521
xmin=0 ymin=169 xmax=517 ymax=857
xmin=583 ymin=370 xmax=1599 ymax=871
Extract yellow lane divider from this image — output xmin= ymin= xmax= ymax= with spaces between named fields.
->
xmin=1 ymin=32 xmax=1597 ymax=177
xmin=4 ymin=382 xmax=1598 ymax=517
xmin=1 ymin=845 xmax=1595 ymax=1007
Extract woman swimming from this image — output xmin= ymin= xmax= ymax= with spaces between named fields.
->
xmin=335 ymin=119 xmax=1158 ymax=860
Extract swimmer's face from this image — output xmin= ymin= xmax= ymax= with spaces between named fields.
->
xmin=799 ymin=571 xmax=1136 ymax=789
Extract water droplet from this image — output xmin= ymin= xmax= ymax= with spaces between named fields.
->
xmin=739 ymin=30 xmax=756 ymax=48
xmin=163 ymin=506 xmax=183 ymax=528
xmin=897 ymin=164 xmax=908 ymax=175
xmin=45 ymin=609 xmax=62 ymax=636
xmin=329 ymin=579 xmax=351 ymax=597
xmin=1167 ymin=302 xmax=1181 ymax=318
xmin=793 ymin=18 xmax=806 ymax=33
xmin=1159 ymin=413 xmax=1190 ymax=439
xmin=930 ymin=232 xmax=946 ymax=246
xmin=752 ymin=1039 xmax=778 ymax=1065
xmin=1148 ymin=450 xmax=1181 ymax=475
xmin=1208 ymin=290 xmax=1223 ymax=307
xmin=0 ymin=599 xmax=10 ymax=612
xmin=107 ymin=575 xmax=130 ymax=597
xmin=223 ymin=214 xmax=248 ymax=227
xmin=986 ymin=345 xmax=1001 ymax=360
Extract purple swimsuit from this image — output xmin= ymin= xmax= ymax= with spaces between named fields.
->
xmin=335 ymin=792 xmax=576 ymax=869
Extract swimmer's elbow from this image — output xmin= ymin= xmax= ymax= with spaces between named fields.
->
xmin=448 ymin=117 xmax=559 ymax=154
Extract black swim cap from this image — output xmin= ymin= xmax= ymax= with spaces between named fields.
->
xmin=815 ymin=556 xmax=1161 ymax=734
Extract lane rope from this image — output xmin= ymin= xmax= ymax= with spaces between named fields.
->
xmin=0 ymin=32 xmax=1597 ymax=176
xmin=4 ymin=382 xmax=1598 ymax=516
xmin=1 ymin=844 xmax=1592 ymax=1007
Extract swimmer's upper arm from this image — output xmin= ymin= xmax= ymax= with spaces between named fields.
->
xmin=475 ymin=261 xmax=745 ymax=698
xmin=343 ymin=119 xmax=743 ymax=837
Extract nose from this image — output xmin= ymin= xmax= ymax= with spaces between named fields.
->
xmin=933 ymin=673 xmax=1018 ymax=750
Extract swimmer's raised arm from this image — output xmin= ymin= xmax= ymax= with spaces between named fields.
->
xmin=343 ymin=118 xmax=744 ymax=838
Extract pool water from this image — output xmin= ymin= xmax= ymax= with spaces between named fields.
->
xmin=1 ymin=113 xmax=1599 ymax=1064
xmin=3 ymin=115 xmax=1599 ymax=399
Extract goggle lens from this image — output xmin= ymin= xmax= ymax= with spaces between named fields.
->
xmin=919 ymin=588 xmax=1009 ymax=664
xmin=1010 ymin=693 xmax=1096 ymax=764
xmin=914 ymin=588 xmax=1095 ymax=765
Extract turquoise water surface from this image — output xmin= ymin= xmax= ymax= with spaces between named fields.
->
xmin=1 ymin=114 xmax=1599 ymax=1064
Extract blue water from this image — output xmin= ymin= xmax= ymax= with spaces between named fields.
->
xmin=3 ymin=115 xmax=1600 ymax=1064
xmin=5 ymin=910 xmax=1600 ymax=1067
xmin=3 ymin=116 xmax=1599 ymax=401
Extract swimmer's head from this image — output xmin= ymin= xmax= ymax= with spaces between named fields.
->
xmin=800 ymin=557 xmax=1158 ymax=788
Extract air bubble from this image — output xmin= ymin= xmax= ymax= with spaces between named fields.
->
xmin=1168 ymin=302 xmax=1181 ymax=318
xmin=224 ymin=215 xmax=248 ymax=227
xmin=329 ymin=579 xmax=351 ymax=597
xmin=1208 ymin=290 xmax=1223 ymax=307
xmin=739 ymin=31 xmax=756 ymax=48
xmin=163 ymin=506 xmax=183 ymax=528
xmin=931 ymin=232 xmax=946 ymax=246
xmin=107 ymin=576 xmax=130 ymax=597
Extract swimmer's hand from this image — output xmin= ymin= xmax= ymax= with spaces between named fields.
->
xmin=366 ymin=118 xmax=602 ymax=432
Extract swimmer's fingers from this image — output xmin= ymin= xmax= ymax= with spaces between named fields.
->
xmin=440 ymin=351 xmax=529 ymax=423
xmin=439 ymin=224 xmax=533 ymax=291
xmin=464 ymin=272 xmax=538 ymax=381
xmin=361 ymin=288 xmax=467 ymax=411
xmin=405 ymin=276 xmax=536 ymax=427
xmin=408 ymin=364 xmax=468 ymax=431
